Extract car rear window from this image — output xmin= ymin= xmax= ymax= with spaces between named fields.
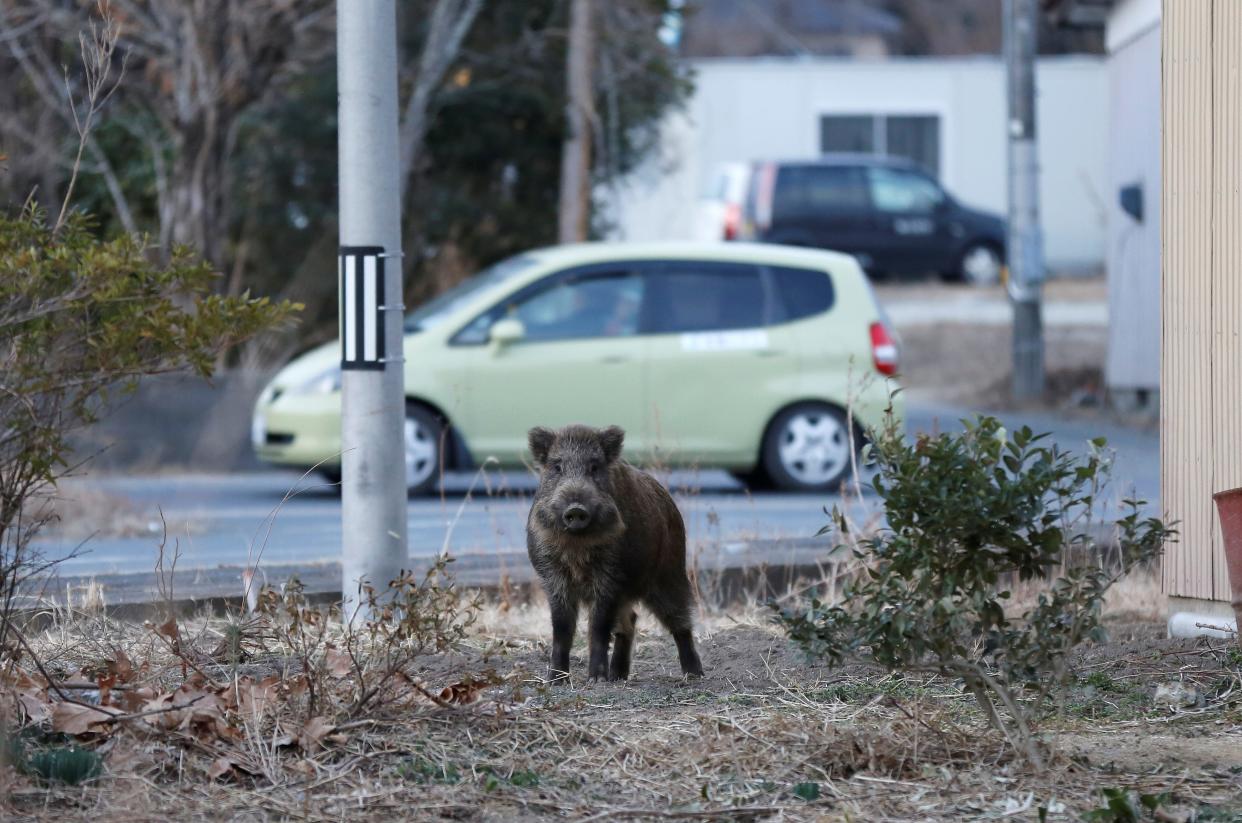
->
xmin=772 ymin=165 xmax=869 ymax=219
xmin=771 ymin=266 xmax=835 ymax=322
xmin=643 ymin=263 xmax=765 ymax=334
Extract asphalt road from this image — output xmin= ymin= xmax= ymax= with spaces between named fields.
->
xmin=36 ymin=402 xmax=1159 ymax=582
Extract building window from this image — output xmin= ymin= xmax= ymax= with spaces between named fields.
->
xmin=820 ymin=113 xmax=941 ymax=177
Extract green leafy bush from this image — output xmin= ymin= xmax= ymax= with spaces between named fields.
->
xmin=0 ymin=205 xmax=298 ymax=645
xmin=776 ymin=416 xmax=1174 ymax=766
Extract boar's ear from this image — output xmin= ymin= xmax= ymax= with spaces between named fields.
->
xmin=528 ymin=427 xmax=556 ymax=465
xmin=599 ymin=425 xmax=625 ymax=463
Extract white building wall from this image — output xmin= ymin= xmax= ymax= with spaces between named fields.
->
xmin=604 ymin=56 xmax=1109 ymax=271
xmin=1106 ymin=0 xmax=1162 ymax=394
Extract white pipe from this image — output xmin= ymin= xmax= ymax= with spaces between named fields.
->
xmin=1168 ymin=611 xmax=1238 ymax=639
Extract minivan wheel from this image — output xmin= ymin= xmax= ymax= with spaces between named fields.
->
xmin=404 ymin=403 xmax=443 ymax=496
xmin=762 ymin=404 xmax=853 ymax=492
xmin=957 ymin=242 xmax=1003 ymax=287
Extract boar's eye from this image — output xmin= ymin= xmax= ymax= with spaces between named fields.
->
xmin=548 ymin=459 xmax=562 ymax=473
xmin=589 ymin=460 xmax=601 ymax=474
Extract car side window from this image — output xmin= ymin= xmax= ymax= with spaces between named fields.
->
xmin=772 ymin=165 xmax=869 ymax=220
xmin=770 ymin=266 xmax=835 ymax=323
xmin=642 ymin=262 xmax=765 ymax=334
xmin=455 ymin=270 xmax=644 ymax=344
xmin=868 ymin=167 xmax=944 ymax=214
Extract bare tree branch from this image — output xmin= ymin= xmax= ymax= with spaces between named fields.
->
xmin=398 ymin=0 xmax=485 ymax=202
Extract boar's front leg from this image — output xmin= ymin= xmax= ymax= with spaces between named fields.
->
xmin=609 ymin=607 xmax=637 ymax=681
xmin=548 ymin=595 xmax=578 ymax=681
xmin=587 ymin=598 xmax=621 ymax=681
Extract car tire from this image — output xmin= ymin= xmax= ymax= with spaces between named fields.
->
xmin=761 ymin=403 xmax=854 ymax=493
xmin=953 ymin=241 xmax=1003 ymax=287
xmin=730 ymin=468 xmax=772 ymax=492
xmin=404 ymin=403 xmax=443 ymax=496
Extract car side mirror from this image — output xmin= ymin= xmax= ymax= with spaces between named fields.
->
xmin=489 ymin=317 xmax=526 ymax=347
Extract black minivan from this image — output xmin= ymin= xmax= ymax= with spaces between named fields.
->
xmin=739 ymin=154 xmax=1007 ymax=285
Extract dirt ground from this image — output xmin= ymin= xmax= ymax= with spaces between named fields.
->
xmin=873 ymin=277 xmax=1108 ymax=307
xmin=869 ymin=276 xmax=1132 ymax=422
xmin=876 ymin=277 xmax=1142 ymax=425
xmin=3 ymin=595 xmax=1240 ymax=822
xmin=897 ymin=322 xmax=1110 ymax=410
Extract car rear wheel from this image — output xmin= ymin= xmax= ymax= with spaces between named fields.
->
xmin=729 ymin=469 xmax=772 ymax=492
xmin=761 ymin=404 xmax=853 ymax=492
xmin=404 ymin=403 xmax=442 ymax=496
xmin=956 ymin=242 xmax=1003 ymax=287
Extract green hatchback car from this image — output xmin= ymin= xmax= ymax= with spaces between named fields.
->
xmin=252 ymin=242 xmax=902 ymax=493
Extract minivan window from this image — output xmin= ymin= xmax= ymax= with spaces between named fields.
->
xmin=644 ymin=263 xmax=764 ymax=334
xmin=867 ymin=167 xmax=944 ymax=214
xmin=404 ymin=253 xmax=538 ymax=333
xmin=771 ymin=266 xmax=835 ymax=322
xmin=455 ymin=270 xmax=643 ymax=344
xmin=772 ymin=165 xmax=869 ymax=220
xmin=514 ymin=273 xmax=643 ymax=341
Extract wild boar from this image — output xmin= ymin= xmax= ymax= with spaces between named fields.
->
xmin=526 ymin=424 xmax=704 ymax=682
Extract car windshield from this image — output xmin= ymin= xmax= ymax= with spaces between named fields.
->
xmin=403 ymin=253 xmax=539 ymax=333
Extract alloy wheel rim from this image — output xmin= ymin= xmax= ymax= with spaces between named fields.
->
xmin=404 ymin=417 xmax=436 ymax=489
xmin=777 ymin=412 xmax=848 ymax=486
xmin=963 ymin=246 xmax=1001 ymax=285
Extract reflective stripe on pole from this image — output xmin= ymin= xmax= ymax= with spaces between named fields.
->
xmin=339 ymin=247 xmax=387 ymax=370
xmin=338 ymin=2 xmax=408 ymax=621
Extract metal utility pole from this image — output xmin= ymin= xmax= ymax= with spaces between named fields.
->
xmin=1004 ymin=0 xmax=1045 ymax=401
xmin=337 ymin=2 xmax=408 ymax=620
xmin=558 ymin=0 xmax=594 ymax=243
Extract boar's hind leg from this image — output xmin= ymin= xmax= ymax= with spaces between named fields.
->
xmin=587 ymin=599 xmax=623 ymax=681
xmin=548 ymin=595 xmax=578 ymax=681
xmin=609 ymin=608 xmax=638 ymax=681
xmin=645 ymin=589 xmax=704 ymax=678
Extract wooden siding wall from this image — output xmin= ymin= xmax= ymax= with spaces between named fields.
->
xmin=1163 ymin=0 xmax=1236 ymax=603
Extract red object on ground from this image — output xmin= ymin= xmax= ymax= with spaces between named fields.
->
xmin=1211 ymin=487 xmax=1242 ymax=646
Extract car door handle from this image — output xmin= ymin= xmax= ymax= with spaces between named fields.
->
xmin=600 ymin=355 xmax=629 ymax=364
xmin=755 ymin=349 xmax=784 ymax=358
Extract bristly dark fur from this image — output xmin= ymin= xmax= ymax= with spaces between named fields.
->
xmin=526 ymin=424 xmax=704 ymax=682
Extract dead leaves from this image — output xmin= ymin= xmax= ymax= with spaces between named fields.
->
xmin=2 ymin=632 xmax=505 ymax=789
xmin=235 ymin=675 xmax=280 ymax=718
xmin=207 ymin=756 xmax=240 ymax=781
xmin=438 ymin=674 xmax=497 ymax=706
xmin=51 ymin=701 xmax=123 ymax=735
xmin=324 ymin=645 xmax=351 ymax=678
xmin=1 ymin=668 xmax=51 ymax=724
xmin=297 ymin=716 xmax=336 ymax=751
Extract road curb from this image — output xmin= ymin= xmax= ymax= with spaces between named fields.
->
xmin=21 ymin=538 xmax=845 ymax=623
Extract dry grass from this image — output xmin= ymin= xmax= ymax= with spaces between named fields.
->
xmin=3 ymin=585 xmax=1240 ymax=822
xmin=37 ymin=483 xmax=190 ymax=541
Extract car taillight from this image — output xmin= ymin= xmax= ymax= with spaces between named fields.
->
xmin=870 ymin=322 xmax=899 ymax=376
xmin=723 ymin=203 xmax=741 ymax=240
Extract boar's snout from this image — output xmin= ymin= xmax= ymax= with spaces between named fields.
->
xmin=562 ymin=503 xmax=591 ymax=531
